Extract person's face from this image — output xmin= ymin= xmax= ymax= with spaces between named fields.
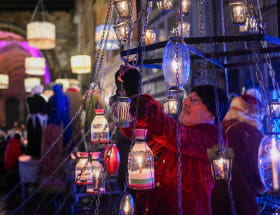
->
xmin=179 ymin=92 xmax=215 ymax=126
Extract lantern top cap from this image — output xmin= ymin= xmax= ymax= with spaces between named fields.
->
xmin=95 ymin=109 xmax=105 ymax=114
xmin=78 ymin=152 xmax=89 ymax=157
xmin=90 ymin=152 xmax=101 ymax=159
xmin=135 ymin=129 xmax=147 ymax=139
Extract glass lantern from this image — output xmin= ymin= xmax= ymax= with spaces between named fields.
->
xmin=24 ymin=77 xmax=41 ymax=93
xmin=91 ymin=109 xmax=110 ymax=143
xmin=207 ymin=144 xmax=234 ymax=181
xmin=75 ymin=152 xmax=92 ymax=185
xmin=103 ymin=144 xmax=120 ymax=175
xmin=145 ymin=29 xmax=157 ymax=45
xmin=156 ymin=0 xmax=174 ymax=11
xmin=163 ymin=87 xmax=184 ymax=115
xmin=119 ymin=193 xmax=134 ymax=215
xmin=162 ymin=37 xmax=191 ymax=89
xmin=171 ymin=21 xmax=191 ymax=38
xmin=182 ymin=0 xmax=191 ymax=14
xmin=230 ymin=1 xmax=247 ymax=25
xmin=87 ymin=152 xmax=106 ymax=194
xmin=258 ymin=135 xmax=280 ymax=191
xmin=114 ymin=0 xmax=131 ymax=19
xmin=128 ymin=129 xmax=155 ymax=189
xmin=114 ymin=21 xmax=130 ymax=47
xmin=111 ymin=97 xmax=133 ymax=127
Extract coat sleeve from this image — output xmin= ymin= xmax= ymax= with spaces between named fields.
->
xmin=125 ymin=94 xmax=217 ymax=160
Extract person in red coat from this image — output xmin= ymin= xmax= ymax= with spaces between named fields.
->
xmin=118 ymin=67 xmax=229 ymax=215
xmin=212 ymin=94 xmax=266 ymax=215
xmin=4 ymin=133 xmax=23 ymax=188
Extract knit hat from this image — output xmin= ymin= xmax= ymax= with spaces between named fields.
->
xmin=230 ymin=94 xmax=264 ymax=119
xmin=191 ymin=85 xmax=229 ymax=124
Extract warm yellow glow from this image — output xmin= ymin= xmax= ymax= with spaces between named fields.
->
xmin=70 ymin=55 xmax=91 ymax=74
xmin=27 ymin=21 xmax=56 ymax=49
xmin=271 ymin=138 xmax=279 ymax=190
xmin=55 ymin=78 xmax=70 ymax=91
xmin=171 ymin=58 xmax=180 ymax=74
xmin=136 ymin=156 xmax=143 ymax=173
xmin=25 ymin=57 xmax=46 ymax=75
xmin=24 ymin=77 xmax=41 ymax=93
xmin=145 ymin=29 xmax=157 ymax=45
xmin=0 ymin=74 xmax=9 ymax=89
xmin=182 ymin=0 xmax=191 ymax=13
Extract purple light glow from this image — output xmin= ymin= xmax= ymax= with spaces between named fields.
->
xmin=0 ymin=41 xmax=51 ymax=84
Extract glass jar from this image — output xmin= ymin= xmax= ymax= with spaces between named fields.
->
xmin=86 ymin=152 xmax=106 ymax=194
xmin=75 ymin=152 xmax=92 ymax=185
xmin=128 ymin=129 xmax=155 ymax=189
xmin=91 ymin=109 xmax=110 ymax=143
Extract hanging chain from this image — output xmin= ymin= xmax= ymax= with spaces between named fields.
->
xmin=94 ymin=191 xmax=102 ymax=215
xmin=198 ymin=0 xmax=208 ymax=85
xmin=89 ymin=0 xmax=114 ymax=86
xmin=95 ymin=0 xmax=114 ymax=86
xmin=175 ymin=1 xmax=183 ymax=214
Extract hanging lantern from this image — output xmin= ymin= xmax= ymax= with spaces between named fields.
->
xmin=0 ymin=74 xmax=9 ymax=89
xmin=162 ymin=37 xmax=191 ymax=89
xmin=119 ymin=193 xmax=134 ymax=215
xmin=156 ymin=0 xmax=174 ymax=11
xmin=111 ymin=97 xmax=132 ymax=127
xmin=207 ymin=144 xmax=234 ymax=181
xmin=27 ymin=21 xmax=56 ymax=49
xmin=55 ymin=78 xmax=70 ymax=91
xmin=87 ymin=152 xmax=106 ymax=194
xmin=114 ymin=0 xmax=131 ymax=19
xmin=171 ymin=21 xmax=191 ymax=38
xmin=24 ymin=77 xmax=41 ymax=93
xmin=163 ymin=88 xmax=184 ymax=115
xmin=229 ymin=1 xmax=246 ymax=25
xmin=145 ymin=29 xmax=157 ymax=45
xmin=114 ymin=21 xmax=130 ymax=47
xmin=103 ymin=144 xmax=120 ymax=175
xmin=258 ymin=135 xmax=280 ymax=191
xmin=91 ymin=109 xmax=110 ymax=143
xmin=75 ymin=152 xmax=92 ymax=185
xmin=70 ymin=55 xmax=91 ymax=74
xmin=128 ymin=129 xmax=155 ymax=189
xmin=25 ymin=57 xmax=46 ymax=76
xmin=182 ymin=0 xmax=191 ymax=14
xmin=95 ymin=24 xmax=119 ymax=50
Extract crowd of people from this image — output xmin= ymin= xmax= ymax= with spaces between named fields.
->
xmin=0 ymin=64 xmax=269 ymax=214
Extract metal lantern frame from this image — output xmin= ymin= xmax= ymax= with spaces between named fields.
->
xmin=156 ymin=0 xmax=175 ymax=11
xmin=111 ymin=96 xmax=132 ymax=128
xmin=207 ymin=144 xmax=235 ymax=181
xmin=114 ymin=0 xmax=131 ymax=19
xmin=114 ymin=21 xmax=130 ymax=47
xmin=230 ymin=1 xmax=247 ymax=25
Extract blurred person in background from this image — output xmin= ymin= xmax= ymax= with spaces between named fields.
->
xmin=4 ymin=133 xmax=23 ymax=189
xmin=212 ymin=94 xmax=266 ymax=215
xmin=26 ymin=84 xmax=47 ymax=159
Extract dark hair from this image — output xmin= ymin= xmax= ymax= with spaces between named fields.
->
xmin=122 ymin=68 xmax=142 ymax=97
xmin=191 ymin=85 xmax=229 ymax=124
